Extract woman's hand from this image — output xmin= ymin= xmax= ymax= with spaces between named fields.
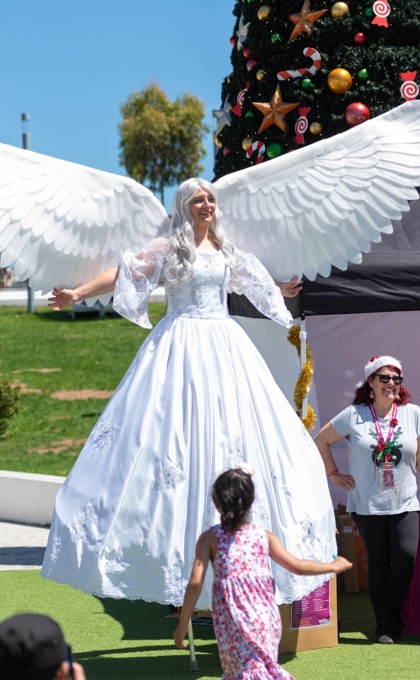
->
xmin=276 ymin=276 xmax=303 ymax=298
xmin=330 ymin=472 xmax=355 ymax=491
xmin=48 ymin=287 xmax=81 ymax=310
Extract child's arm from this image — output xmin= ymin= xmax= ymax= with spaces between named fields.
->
xmin=267 ymin=531 xmax=352 ymax=576
xmin=173 ymin=530 xmax=214 ymax=650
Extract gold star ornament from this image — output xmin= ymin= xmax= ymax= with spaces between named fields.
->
xmin=253 ymin=86 xmax=300 ymax=133
xmin=289 ymin=0 xmax=328 ymax=41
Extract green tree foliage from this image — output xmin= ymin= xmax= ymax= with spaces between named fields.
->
xmin=214 ymin=1 xmax=420 ymax=178
xmin=119 ymin=83 xmax=209 ymax=204
xmin=0 ymin=376 xmax=21 ymax=439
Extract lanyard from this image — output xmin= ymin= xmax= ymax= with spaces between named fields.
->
xmin=369 ymin=403 xmax=399 ymax=496
xmin=369 ymin=402 xmax=398 ymax=461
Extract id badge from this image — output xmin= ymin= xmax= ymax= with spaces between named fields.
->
xmin=379 ymin=461 xmax=395 ymax=488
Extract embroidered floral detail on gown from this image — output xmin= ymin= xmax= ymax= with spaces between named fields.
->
xmin=212 ymin=523 xmax=294 ymax=680
xmin=42 ymin=237 xmax=336 ymax=608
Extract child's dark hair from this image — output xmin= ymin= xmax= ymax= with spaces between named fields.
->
xmin=212 ymin=468 xmax=255 ymax=532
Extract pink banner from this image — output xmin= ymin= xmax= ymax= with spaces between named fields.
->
xmin=291 ymin=580 xmax=331 ymax=629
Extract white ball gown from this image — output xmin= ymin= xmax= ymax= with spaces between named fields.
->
xmin=41 ymin=237 xmax=336 ymax=608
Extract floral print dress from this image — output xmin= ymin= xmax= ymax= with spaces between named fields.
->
xmin=212 ymin=523 xmax=294 ymax=680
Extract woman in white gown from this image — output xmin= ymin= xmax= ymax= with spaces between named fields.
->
xmin=41 ymin=178 xmax=336 ymax=609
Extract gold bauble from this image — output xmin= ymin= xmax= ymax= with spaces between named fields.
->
xmin=214 ymin=136 xmax=223 ymax=148
xmin=331 ymin=2 xmax=349 ymax=18
xmin=309 ymin=122 xmax=323 ymax=135
xmin=327 ymin=68 xmax=353 ymax=94
xmin=257 ymin=5 xmax=271 ymax=20
xmin=242 ymin=137 xmax=253 ymax=151
xmin=256 ymin=69 xmax=266 ymax=81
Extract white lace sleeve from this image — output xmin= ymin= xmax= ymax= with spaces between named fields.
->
xmin=229 ymin=249 xmax=293 ymax=329
xmin=113 ymin=237 xmax=171 ymax=328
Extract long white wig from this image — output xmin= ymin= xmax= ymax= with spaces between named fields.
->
xmin=165 ymin=178 xmax=236 ymax=286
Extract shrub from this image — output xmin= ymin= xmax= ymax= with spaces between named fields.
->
xmin=0 ymin=376 xmax=21 ymax=439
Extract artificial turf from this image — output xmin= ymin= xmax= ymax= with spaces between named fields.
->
xmin=0 ymin=570 xmax=418 ymax=680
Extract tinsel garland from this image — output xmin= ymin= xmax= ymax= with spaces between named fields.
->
xmin=287 ymin=324 xmax=316 ymax=432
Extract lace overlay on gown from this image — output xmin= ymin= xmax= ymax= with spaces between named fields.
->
xmin=42 ymin=239 xmax=336 ymax=608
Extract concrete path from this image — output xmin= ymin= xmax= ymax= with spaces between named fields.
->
xmin=0 ymin=521 xmax=49 ymax=570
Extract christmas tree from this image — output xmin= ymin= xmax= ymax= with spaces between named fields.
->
xmin=214 ymin=1 xmax=420 ymax=179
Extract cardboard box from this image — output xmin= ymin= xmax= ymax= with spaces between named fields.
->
xmin=279 ymin=576 xmax=338 ymax=653
xmin=335 ymin=506 xmax=367 ymax=593
xmin=336 ymin=511 xmax=359 ymax=593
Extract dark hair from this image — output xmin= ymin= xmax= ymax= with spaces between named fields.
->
xmin=353 ymin=364 xmax=411 ymax=406
xmin=212 ymin=468 xmax=255 ymax=532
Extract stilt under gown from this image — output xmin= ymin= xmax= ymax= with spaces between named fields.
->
xmin=42 ymin=237 xmax=336 ymax=608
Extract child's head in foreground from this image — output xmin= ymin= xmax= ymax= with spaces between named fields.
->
xmin=212 ymin=466 xmax=255 ymax=532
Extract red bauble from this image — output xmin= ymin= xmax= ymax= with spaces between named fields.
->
xmin=344 ymin=102 xmax=370 ymax=126
xmin=230 ymin=36 xmax=236 ymax=46
xmin=354 ymin=32 xmax=366 ymax=44
xmin=243 ymin=47 xmax=251 ymax=58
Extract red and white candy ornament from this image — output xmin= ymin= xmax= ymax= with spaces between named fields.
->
xmin=277 ymin=48 xmax=321 ymax=81
xmin=232 ymin=83 xmax=250 ymax=116
xmin=400 ymin=71 xmax=419 ymax=101
xmin=246 ymin=140 xmax=266 ymax=164
xmin=294 ymin=107 xmax=311 ymax=145
xmin=371 ymin=1 xmax=390 ymax=27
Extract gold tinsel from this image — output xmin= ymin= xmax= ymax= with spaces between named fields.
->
xmin=288 ymin=324 xmax=316 ymax=432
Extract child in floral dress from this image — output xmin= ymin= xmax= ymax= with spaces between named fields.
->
xmin=174 ymin=467 xmax=352 ymax=679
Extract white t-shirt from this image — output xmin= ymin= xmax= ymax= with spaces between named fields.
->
xmin=330 ymin=403 xmax=420 ymax=515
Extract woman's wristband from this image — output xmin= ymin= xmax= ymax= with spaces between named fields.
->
xmin=327 ymin=468 xmax=339 ymax=478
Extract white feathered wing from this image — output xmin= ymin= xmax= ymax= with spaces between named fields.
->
xmin=215 ymin=99 xmax=420 ymax=281
xmin=0 ymin=145 xmax=168 ymax=302
xmin=0 ymin=100 xmax=420 ymax=299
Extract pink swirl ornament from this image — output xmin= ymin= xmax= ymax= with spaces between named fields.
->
xmin=371 ymin=1 xmax=390 ymax=27
xmin=294 ymin=107 xmax=311 ymax=145
xmin=400 ymin=71 xmax=419 ymax=101
xmin=232 ymin=83 xmax=250 ymax=116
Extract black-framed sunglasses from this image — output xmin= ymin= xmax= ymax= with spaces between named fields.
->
xmin=374 ymin=374 xmax=403 ymax=385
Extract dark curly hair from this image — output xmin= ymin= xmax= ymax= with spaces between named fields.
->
xmin=212 ymin=468 xmax=255 ymax=532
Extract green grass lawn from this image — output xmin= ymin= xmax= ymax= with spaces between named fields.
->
xmin=0 ymin=571 xmax=418 ymax=680
xmin=1 ymin=305 xmax=419 ymax=677
xmin=0 ymin=305 xmax=165 ymax=475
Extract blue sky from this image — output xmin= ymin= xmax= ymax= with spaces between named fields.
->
xmin=0 ymin=1 xmax=235 ymax=210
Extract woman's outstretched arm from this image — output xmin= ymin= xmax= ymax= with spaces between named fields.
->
xmin=48 ymin=267 xmax=120 ymax=310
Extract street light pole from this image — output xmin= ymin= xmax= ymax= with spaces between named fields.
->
xmin=21 ymin=113 xmax=35 ymax=313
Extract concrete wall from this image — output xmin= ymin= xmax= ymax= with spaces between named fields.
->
xmin=0 ymin=471 xmax=64 ymax=525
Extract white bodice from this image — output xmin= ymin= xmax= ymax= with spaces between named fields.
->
xmin=166 ymin=251 xmax=229 ymax=320
xmin=113 ymin=236 xmax=293 ymax=330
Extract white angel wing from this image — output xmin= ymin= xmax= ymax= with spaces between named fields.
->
xmin=214 ymin=100 xmax=420 ymax=281
xmin=0 ymin=144 xmax=168 ymax=301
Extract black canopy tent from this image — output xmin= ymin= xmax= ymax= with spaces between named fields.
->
xmin=229 ymin=197 xmax=420 ymax=507
xmin=300 ymin=196 xmax=420 ymax=316
xmin=300 ymin=196 xmax=420 ymax=506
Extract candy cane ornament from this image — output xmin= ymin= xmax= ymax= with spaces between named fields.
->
xmin=371 ymin=1 xmax=390 ymax=27
xmin=246 ymin=140 xmax=266 ymax=164
xmin=277 ymin=47 xmax=321 ymax=81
